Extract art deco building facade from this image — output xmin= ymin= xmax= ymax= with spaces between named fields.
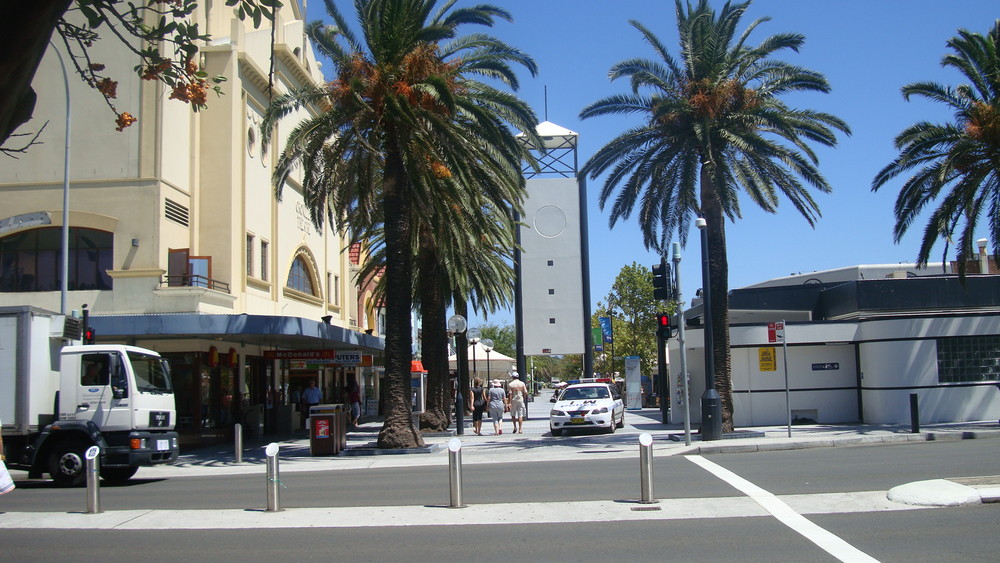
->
xmin=0 ymin=1 xmax=384 ymax=446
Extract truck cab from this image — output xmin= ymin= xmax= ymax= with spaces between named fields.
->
xmin=45 ymin=346 xmax=179 ymax=484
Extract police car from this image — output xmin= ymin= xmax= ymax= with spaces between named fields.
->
xmin=549 ymin=378 xmax=625 ymax=436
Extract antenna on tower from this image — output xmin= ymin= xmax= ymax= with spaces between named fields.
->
xmin=544 ymin=85 xmax=549 ymax=121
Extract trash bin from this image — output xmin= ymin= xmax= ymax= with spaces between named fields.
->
xmin=309 ymin=404 xmax=347 ymax=456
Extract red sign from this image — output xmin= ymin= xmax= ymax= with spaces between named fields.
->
xmin=264 ymin=349 xmax=338 ymax=360
xmin=314 ymin=419 xmax=330 ymax=438
xmin=768 ymin=322 xmax=785 ymax=343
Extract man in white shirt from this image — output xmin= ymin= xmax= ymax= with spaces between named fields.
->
xmin=506 ymin=372 xmax=529 ymax=434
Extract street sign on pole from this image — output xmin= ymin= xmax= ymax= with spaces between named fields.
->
xmin=767 ymin=321 xmax=785 ymax=344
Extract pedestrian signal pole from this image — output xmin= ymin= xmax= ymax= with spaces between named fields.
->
xmin=672 ymin=242 xmax=691 ymax=446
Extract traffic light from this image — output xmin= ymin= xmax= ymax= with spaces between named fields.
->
xmin=83 ymin=327 xmax=96 ymax=345
xmin=656 ymin=312 xmax=671 ymax=338
xmin=652 ymin=257 xmax=672 ymax=301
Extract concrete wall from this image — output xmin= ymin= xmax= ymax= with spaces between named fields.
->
xmin=669 ymin=315 xmax=1000 ymax=427
xmin=519 ymin=177 xmax=585 ymax=355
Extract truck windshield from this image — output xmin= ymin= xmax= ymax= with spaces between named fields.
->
xmin=128 ymin=351 xmax=173 ymax=394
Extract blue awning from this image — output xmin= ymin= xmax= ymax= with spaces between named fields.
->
xmin=89 ymin=313 xmax=384 ymax=352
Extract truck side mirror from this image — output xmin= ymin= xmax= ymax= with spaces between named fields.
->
xmin=550 ymin=397 xmax=557 ymax=403
xmin=113 ymin=387 xmax=125 ymax=400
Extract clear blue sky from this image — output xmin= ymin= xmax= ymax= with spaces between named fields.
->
xmin=305 ymin=0 xmax=998 ymax=328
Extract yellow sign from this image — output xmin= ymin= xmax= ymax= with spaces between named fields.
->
xmin=759 ymin=347 xmax=777 ymax=371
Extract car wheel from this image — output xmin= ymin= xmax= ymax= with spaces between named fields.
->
xmin=49 ymin=440 xmax=89 ymax=487
xmin=101 ymin=465 xmax=139 ymax=484
xmin=605 ymin=418 xmax=616 ymax=434
xmin=616 ymin=412 xmax=625 ymax=428
xmin=550 ymin=427 xmax=563 ymax=437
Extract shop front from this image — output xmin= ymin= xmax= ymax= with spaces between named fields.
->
xmin=88 ymin=313 xmax=386 ymax=450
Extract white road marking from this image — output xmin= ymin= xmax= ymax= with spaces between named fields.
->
xmin=687 ymin=455 xmax=879 ymax=563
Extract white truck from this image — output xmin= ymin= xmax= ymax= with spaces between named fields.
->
xmin=1 ymin=306 xmax=179 ymax=485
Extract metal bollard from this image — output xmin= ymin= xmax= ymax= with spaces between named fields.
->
xmin=234 ymin=422 xmax=243 ymax=463
xmin=265 ymin=443 xmax=281 ymax=512
xmin=447 ymin=438 xmax=465 ymax=508
xmin=85 ymin=446 xmax=102 ymax=514
xmin=910 ymin=393 xmax=920 ymax=433
xmin=638 ymin=433 xmax=656 ymax=504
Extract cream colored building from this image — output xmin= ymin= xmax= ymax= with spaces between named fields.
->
xmin=0 ymin=1 xmax=384 ymax=446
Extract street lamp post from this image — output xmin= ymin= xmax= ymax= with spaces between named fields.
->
xmin=697 ymin=217 xmax=722 ymax=441
xmin=448 ymin=315 xmax=468 ymax=435
xmin=481 ymin=339 xmax=494 ymax=382
xmin=51 ymin=42 xmax=71 ymax=315
xmin=468 ymin=328 xmax=481 ymax=381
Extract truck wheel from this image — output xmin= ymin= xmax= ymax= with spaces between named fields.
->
xmin=49 ymin=440 xmax=89 ymax=487
xmin=101 ymin=466 xmax=139 ymax=484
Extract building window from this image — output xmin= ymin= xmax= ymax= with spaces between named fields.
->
xmin=286 ymin=255 xmax=317 ymax=296
xmin=937 ymin=335 xmax=1000 ymax=383
xmin=260 ymin=240 xmax=269 ymax=281
xmin=548 ymin=288 xmax=555 ymax=295
xmin=547 ymin=260 xmax=554 ymax=266
xmin=246 ymin=233 xmax=255 ymax=277
xmin=549 ymin=318 xmax=556 ymax=324
xmin=0 ymin=227 xmax=113 ymax=292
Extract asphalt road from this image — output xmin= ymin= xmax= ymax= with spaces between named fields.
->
xmin=3 ymin=438 xmax=998 ymax=513
xmin=3 ymin=439 xmax=999 ymax=561
xmin=2 ymin=505 xmax=997 ymax=562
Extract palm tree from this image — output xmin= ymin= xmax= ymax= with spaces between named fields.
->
xmin=873 ymin=21 xmax=1000 ymax=275
xmin=262 ymin=0 xmax=536 ymax=448
xmin=579 ymin=0 xmax=849 ymax=431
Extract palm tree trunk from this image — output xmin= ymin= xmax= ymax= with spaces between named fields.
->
xmin=700 ymin=165 xmax=735 ymax=432
xmin=377 ymin=145 xmax=425 ymax=448
xmin=418 ymin=229 xmax=449 ymax=431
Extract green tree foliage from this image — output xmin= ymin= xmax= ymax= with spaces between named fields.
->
xmin=1 ymin=0 xmax=278 ymax=154
xmin=579 ymin=0 xmax=848 ymax=431
xmin=593 ymin=262 xmax=664 ymax=377
xmin=475 ymin=323 xmax=516 ymax=358
xmin=532 ymin=354 xmax=583 ymax=384
xmin=873 ymin=21 xmax=1000 ymax=275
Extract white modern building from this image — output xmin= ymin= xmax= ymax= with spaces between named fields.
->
xmin=670 ymin=261 xmax=1000 ymax=427
xmin=0 ymin=2 xmax=385 ymax=446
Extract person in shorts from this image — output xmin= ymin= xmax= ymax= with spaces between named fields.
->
xmin=506 ymin=371 xmax=528 ymax=433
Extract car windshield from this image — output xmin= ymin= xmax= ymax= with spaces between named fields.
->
xmin=561 ymin=386 xmax=609 ymax=400
xmin=128 ymin=351 xmax=173 ymax=394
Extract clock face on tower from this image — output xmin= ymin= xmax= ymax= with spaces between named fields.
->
xmin=533 ymin=204 xmax=567 ymax=238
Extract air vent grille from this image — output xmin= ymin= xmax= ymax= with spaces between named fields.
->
xmin=165 ymin=198 xmax=189 ymax=227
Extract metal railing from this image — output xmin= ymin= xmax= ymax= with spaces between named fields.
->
xmin=160 ymin=275 xmax=231 ymax=294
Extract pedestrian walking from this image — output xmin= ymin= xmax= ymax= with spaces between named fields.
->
xmin=346 ymin=375 xmax=362 ymax=427
xmin=470 ymin=377 xmax=488 ymax=435
xmin=301 ymin=380 xmax=322 ymax=428
xmin=507 ymin=371 xmax=528 ymax=434
xmin=487 ymin=379 xmax=507 ymax=435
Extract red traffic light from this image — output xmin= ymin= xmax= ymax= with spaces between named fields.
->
xmin=656 ymin=312 xmax=671 ymax=337
xmin=84 ymin=328 xmax=96 ymax=344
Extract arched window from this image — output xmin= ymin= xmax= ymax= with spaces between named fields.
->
xmin=0 ymin=227 xmax=113 ymax=292
xmin=286 ymin=255 xmax=317 ymax=296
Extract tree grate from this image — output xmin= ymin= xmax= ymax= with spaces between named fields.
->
xmin=630 ymin=505 xmax=662 ymax=511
